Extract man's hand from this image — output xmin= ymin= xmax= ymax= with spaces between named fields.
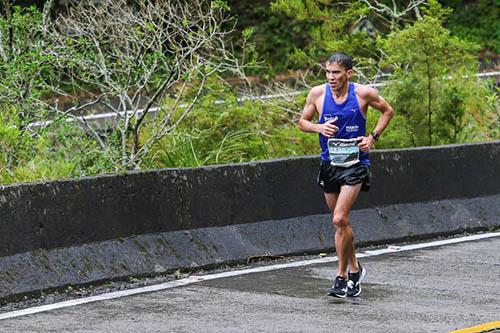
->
xmin=356 ymin=135 xmax=375 ymax=152
xmin=318 ymin=119 xmax=339 ymax=137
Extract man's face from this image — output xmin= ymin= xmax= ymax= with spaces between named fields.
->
xmin=325 ymin=62 xmax=352 ymax=91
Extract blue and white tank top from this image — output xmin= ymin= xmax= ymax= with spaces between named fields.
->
xmin=318 ymin=82 xmax=369 ymax=165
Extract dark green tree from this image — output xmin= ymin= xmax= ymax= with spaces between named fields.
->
xmin=379 ymin=0 xmax=486 ymax=146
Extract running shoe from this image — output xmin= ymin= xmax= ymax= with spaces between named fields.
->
xmin=347 ymin=262 xmax=366 ymax=297
xmin=328 ymin=276 xmax=348 ymax=298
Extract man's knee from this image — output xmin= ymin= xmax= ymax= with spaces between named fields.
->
xmin=332 ymin=212 xmax=350 ymax=228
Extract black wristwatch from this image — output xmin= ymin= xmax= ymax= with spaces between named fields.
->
xmin=371 ymin=131 xmax=380 ymax=141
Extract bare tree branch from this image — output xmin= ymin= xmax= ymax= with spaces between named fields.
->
xmin=44 ymin=0 xmax=244 ymax=168
xmin=361 ymin=0 xmax=427 ymax=29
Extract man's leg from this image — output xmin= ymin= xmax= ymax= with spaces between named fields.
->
xmin=323 ymin=192 xmax=338 ymax=214
xmin=332 ymin=183 xmax=362 ymax=278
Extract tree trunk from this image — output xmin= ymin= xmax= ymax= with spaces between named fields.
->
xmin=426 ymin=61 xmax=432 ymax=146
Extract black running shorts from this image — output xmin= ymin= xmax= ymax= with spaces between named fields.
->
xmin=317 ymin=160 xmax=370 ymax=193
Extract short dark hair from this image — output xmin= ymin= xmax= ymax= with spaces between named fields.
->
xmin=326 ymin=52 xmax=353 ymax=71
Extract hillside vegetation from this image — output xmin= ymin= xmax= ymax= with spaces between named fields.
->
xmin=0 ymin=0 xmax=498 ymax=184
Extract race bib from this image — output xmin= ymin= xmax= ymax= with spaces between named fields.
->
xmin=327 ymin=138 xmax=360 ymax=168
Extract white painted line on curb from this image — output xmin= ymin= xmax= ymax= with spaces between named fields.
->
xmin=0 ymin=232 xmax=499 ymax=320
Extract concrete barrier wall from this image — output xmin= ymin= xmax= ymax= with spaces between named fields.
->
xmin=0 ymin=141 xmax=499 ymax=258
xmin=0 ymin=141 xmax=499 ymax=300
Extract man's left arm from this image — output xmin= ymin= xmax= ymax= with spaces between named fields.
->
xmin=357 ymin=87 xmax=394 ymax=152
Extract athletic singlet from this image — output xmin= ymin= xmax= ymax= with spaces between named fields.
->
xmin=318 ymin=82 xmax=370 ymax=165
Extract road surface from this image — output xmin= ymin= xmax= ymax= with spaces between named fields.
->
xmin=1 ymin=234 xmax=499 ymax=332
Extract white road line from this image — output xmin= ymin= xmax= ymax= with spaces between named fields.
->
xmin=0 ymin=232 xmax=499 ymax=320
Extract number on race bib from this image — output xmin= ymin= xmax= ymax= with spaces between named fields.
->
xmin=327 ymin=138 xmax=360 ymax=168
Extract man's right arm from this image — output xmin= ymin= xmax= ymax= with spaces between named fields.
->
xmin=297 ymin=87 xmax=337 ymax=137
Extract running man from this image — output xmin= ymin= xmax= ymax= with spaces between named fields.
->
xmin=298 ymin=52 xmax=393 ymax=298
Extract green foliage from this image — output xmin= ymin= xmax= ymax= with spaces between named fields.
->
xmin=0 ymin=106 xmax=114 ymax=184
xmin=457 ymin=81 xmax=500 ymax=142
xmin=378 ymin=0 xmax=489 ymax=146
xmin=226 ymin=0 xmax=312 ymax=75
xmin=270 ymin=0 xmax=375 ymax=74
xmin=0 ymin=5 xmax=111 ymax=185
xmin=211 ymin=0 xmax=231 ymax=11
xmin=143 ymin=80 xmax=318 ymax=169
xmin=0 ymin=0 xmax=498 ymax=186
xmin=234 ymin=0 xmax=497 ymax=77
xmin=442 ymin=0 xmax=499 ymax=54
xmin=0 ymin=5 xmax=57 ymax=127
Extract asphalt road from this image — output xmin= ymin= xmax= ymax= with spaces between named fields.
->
xmin=1 ymin=235 xmax=499 ymax=333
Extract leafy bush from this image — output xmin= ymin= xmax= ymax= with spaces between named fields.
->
xmin=142 ymin=80 xmax=318 ymax=169
xmin=0 ymin=106 xmax=114 ymax=184
xmin=377 ymin=0 xmax=495 ymax=146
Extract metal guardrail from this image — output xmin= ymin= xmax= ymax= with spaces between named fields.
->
xmin=27 ymin=71 xmax=500 ymax=129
